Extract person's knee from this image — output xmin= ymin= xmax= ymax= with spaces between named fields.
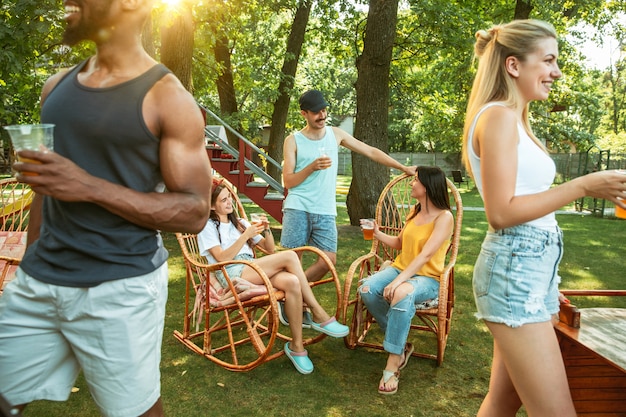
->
xmin=284 ymin=250 xmax=301 ymax=265
xmin=316 ymin=253 xmax=335 ymax=268
xmin=391 ymin=285 xmax=414 ymax=306
xmin=283 ymin=274 xmax=302 ymax=295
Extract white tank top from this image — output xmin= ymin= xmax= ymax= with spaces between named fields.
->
xmin=467 ymin=103 xmax=557 ymax=229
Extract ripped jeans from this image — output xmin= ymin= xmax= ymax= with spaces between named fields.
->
xmin=358 ymin=267 xmax=439 ymax=355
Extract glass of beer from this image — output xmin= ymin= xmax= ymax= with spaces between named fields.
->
xmin=360 ymin=218 xmax=375 ymax=240
xmin=250 ymin=213 xmax=269 ymax=228
xmin=3 ymin=124 xmax=54 ymax=175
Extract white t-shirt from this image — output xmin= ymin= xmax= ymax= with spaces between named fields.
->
xmin=467 ymin=102 xmax=557 ymax=229
xmin=197 ymin=218 xmax=262 ymax=263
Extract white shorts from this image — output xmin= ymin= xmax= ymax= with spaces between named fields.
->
xmin=0 ymin=263 xmax=168 ymax=417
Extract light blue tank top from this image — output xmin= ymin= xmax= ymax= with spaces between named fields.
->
xmin=283 ymin=127 xmax=338 ymax=215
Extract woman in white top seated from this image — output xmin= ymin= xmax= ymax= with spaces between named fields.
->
xmin=197 ymin=178 xmax=349 ymax=374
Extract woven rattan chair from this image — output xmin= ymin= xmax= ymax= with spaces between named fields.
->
xmin=173 ymin=179 xmax=344 ymax=371
xmin=341 ymin=173 xmax=463 ymax=365
xmin=0 ymin=177 xmax=31 ymax=293
xmin=0 ymin=177 xmax=32 ymax=232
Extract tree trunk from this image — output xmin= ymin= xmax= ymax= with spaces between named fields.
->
xmin=213 ymin=32 xmax=241 ymax=148
xmin=266 ymin=0 xmax=313 ymax=182
xmin=347 ymin=0 xmax=399 ymax=225
xmin=160 ymin=3 xmax=195 ymax=93
xmin=513 ymin=0 xmax=532 ymax=19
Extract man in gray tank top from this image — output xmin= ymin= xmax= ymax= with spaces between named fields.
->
xmin=0 ymin=1 xmax=212 ymax=416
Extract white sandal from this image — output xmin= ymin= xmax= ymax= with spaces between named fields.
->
xmin=378 ymin=370 xmax=399 ymax=395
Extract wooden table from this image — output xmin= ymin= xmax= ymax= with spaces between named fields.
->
xmin=554 ymin=307 xmax=626 ymax=415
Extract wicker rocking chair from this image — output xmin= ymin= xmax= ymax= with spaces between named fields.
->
xmin=341 ymin=173 xmax=463 ymax=365
xmin=0 ymin=177 xmax=31 ymax=293
xmin=173 ymin=179 xmax=344 ymax=371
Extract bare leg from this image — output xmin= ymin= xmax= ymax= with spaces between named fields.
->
xmin=240 ymin=251 xmax=334 ymax=326
xmin=478 ymin=321 xmax=576 ymax=417
xmin=378 ymin=282 xmax=413 ymax=393
xmin=477 ymin=339 xmax=522 ymax=417
xmin=139 ymin=398 xmax=164 ymax=417
xmin=304 ymin=250 xmax=336 ymax=282
xmin=267 ymin=271 xmax=305 ymax=351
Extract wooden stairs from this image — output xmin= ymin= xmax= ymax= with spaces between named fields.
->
xmin=201 ymin=107 xmax=286 ymax=223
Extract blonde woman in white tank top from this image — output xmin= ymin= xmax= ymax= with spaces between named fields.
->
xmin=462 ymin=20 xmax=626 ymax=417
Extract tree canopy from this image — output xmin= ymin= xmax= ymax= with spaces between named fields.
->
xmin=2 ymin=0 xmax=626 ymax=155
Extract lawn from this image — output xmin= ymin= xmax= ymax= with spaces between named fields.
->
xmin=21 ymin=182 xmax=626 ymax=417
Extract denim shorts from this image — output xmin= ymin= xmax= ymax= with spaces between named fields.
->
xmin=215 ymin=253 xmax=255 ymax=287
xmin=280 ymin=209 xmax=337 ymax=253
xmin=473 ymin=224 xmax=563 ymax=328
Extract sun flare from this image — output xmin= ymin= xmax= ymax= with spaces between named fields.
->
xmin=161 ymin=0 xmax=182 ymax=6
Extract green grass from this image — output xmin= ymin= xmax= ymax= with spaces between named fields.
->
xmin=21 ymin=188 xmax=626 ymax=417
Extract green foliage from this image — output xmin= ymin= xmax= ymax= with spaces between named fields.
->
xmin=1 ymin=0 xmax=92 ymax=128
xmin=4 ymin=0 xmax=626 ymax=157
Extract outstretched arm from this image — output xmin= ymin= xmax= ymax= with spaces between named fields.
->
xmin=335 ymin=127 xmax=416 ymax=175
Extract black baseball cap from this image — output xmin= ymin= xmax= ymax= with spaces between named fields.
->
xmin=299 ymin=90 xmax=330 ymax=112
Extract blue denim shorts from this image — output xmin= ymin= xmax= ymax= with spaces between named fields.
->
xmin=280 ymin=209 xmax=337 ymax=253
xmin=473 ymin=224 xmax=563 ymax=328
xmin=215 ymin=253 xmax=255 ymax=288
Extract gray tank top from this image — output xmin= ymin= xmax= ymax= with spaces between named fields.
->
xmin=21 ymin=59 xmax=170 ymax=287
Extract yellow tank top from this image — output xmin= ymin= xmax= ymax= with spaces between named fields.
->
xmin=391 ymin=217 xmax=450 ymax=280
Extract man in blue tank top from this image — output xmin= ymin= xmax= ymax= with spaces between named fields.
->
xmin=0 ymin=1 xmax=212 ymax=416
xmin=281 ymin=90 xmax=415 ymax=283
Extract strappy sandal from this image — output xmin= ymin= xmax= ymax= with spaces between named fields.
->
xmin=399 ymin=343 xmax=414 ymax=370
xmin=378 ymin=370 xmax=399 ymax=395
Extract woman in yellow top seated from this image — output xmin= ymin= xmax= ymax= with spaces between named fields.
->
xmin=359 ymin=166 xmax=454 ymax=395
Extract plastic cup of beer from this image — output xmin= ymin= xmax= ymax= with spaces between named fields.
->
xmin=250 ymin=212 xmax=269 ymax=227
xmin=616 ymin=199 xmax=626 ymax=219
xmin=360 ymin=218 xmax=375 ymax=240
xmin=3 ymin=124 xmax=54 ymax=175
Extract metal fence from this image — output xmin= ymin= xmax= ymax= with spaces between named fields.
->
xmin=337 ymin=150 xmax=626 ymax=184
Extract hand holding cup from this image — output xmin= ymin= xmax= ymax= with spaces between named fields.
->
xmin=316 ymin=147 xmax=331 ymax=170
xmin=250 ymin=213 xmax=270 ymax=231
xmin=360 ymin=218 xmax=375 ymax=240
xmin=3 ymin=124 xmax=55 ymax=176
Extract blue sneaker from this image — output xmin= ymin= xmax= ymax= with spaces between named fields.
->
xmin=284 ymin=342 xmax=314 ymax=374
xmin=277 ymin=301 xmax=313 ymax=328
xmin=277 ymin=301 xmax=290 ymax=326
xmin=309 ymin=317 xmax=349 ymax=338
xmin=302 ymin=311 xmax=313 ymax=328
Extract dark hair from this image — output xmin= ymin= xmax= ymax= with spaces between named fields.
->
xmin=209 ymin=183 xmax=255 ymax=249
xmin=407 ymin=166 xmax=451 ymax=221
